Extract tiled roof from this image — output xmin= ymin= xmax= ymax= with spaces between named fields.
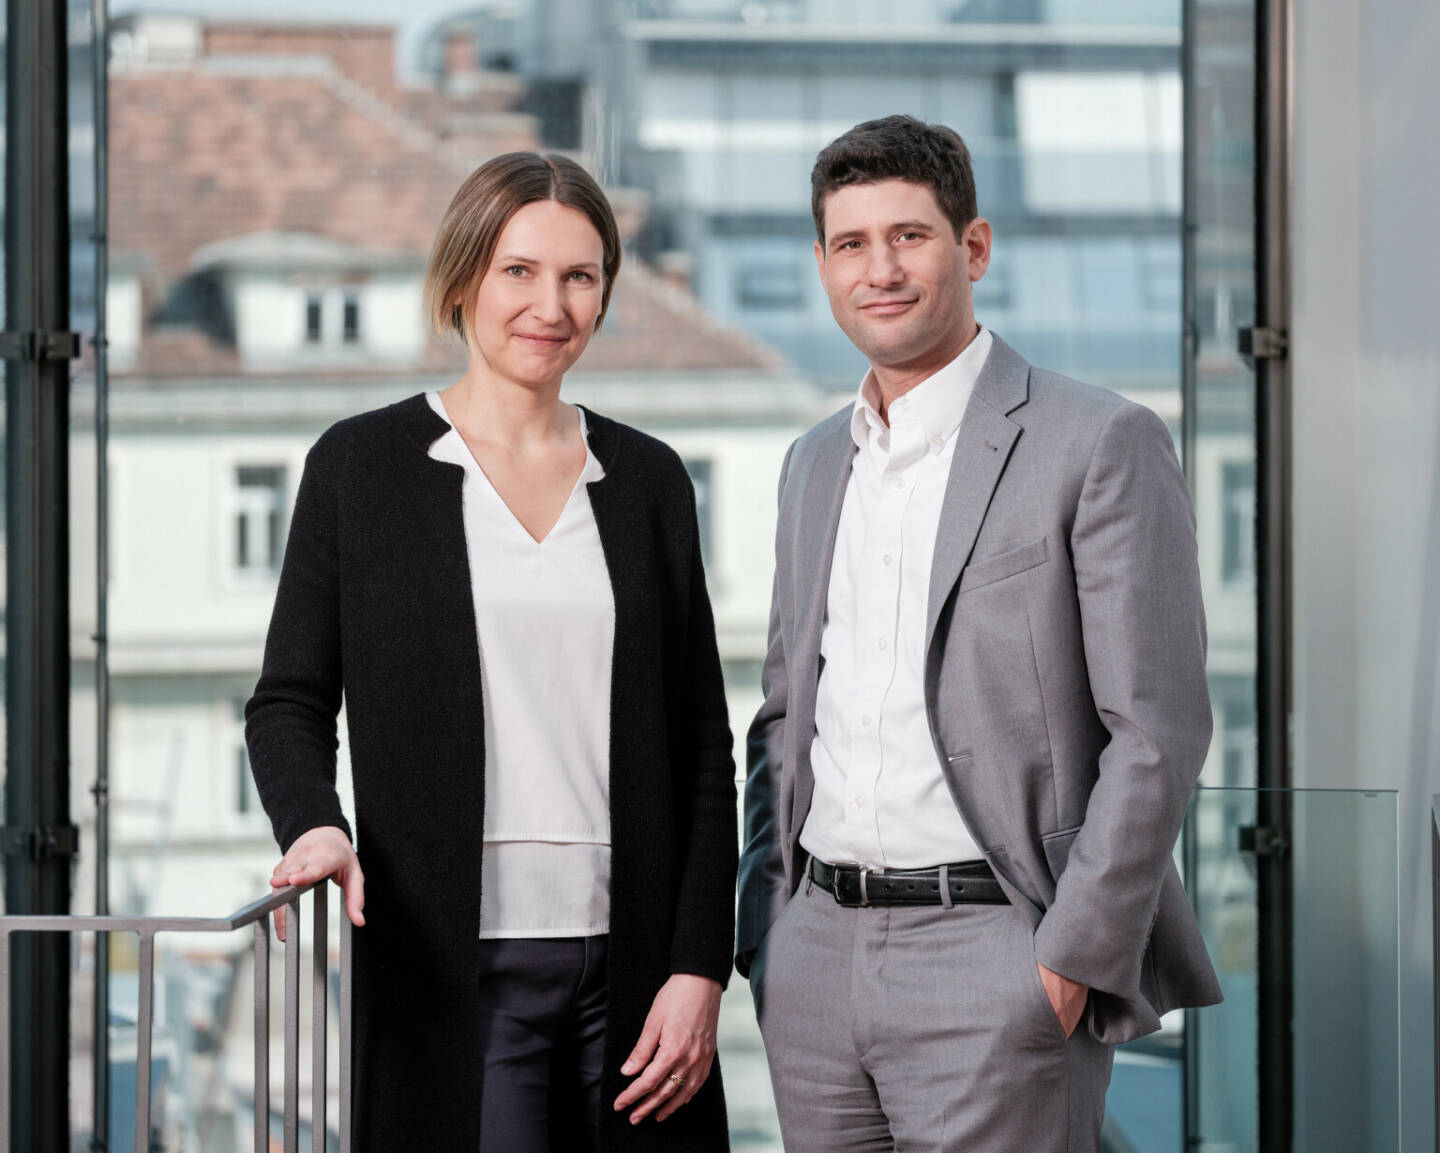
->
xmin=109 ymin=18 xmax=782 ymax=379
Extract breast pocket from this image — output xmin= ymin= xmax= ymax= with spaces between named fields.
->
xmin=957 ymin=536 xmax=1050 ymax=596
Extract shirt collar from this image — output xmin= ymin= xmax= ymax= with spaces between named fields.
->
xmin=849 ymin=326 xmax=993 ymax=459
xmin=424 ymin=392 xmax=605 ymax=482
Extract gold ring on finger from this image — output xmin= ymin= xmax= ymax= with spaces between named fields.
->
xmin=667 ymin=1073 xmax=686 ymax=1089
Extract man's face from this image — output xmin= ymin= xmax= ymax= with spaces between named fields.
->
xmin=814 ymin=179 xmax=990 ymax=378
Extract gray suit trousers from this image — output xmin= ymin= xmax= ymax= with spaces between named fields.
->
xmin=756 ymin=880 xmax=1114 ymax=1153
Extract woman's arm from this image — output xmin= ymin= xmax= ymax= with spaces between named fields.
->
xmin=615 ymin=475 xmax=737 ymax=1123
xmin=666 ymin=482 xmax=739 ymax=985
xmin=245 ymin=428 xmax=363 ymax=929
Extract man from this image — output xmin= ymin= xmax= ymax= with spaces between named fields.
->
xmin=737 ymin=115 xmax=1222 ymax=1153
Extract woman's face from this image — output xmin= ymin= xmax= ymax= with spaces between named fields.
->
xmin=463 ymin=199 xmax=607 ymax=391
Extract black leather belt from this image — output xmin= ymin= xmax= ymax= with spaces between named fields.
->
xmin=809 ymin=858 xmax=1008 ymax=908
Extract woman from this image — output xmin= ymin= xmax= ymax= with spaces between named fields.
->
xmin=246 ymin=152 xmax=736 ymax=1153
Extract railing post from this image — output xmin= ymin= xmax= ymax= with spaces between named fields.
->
xmin=0 ymin=928 xmax=11 ymax=1153
xmin=312 ymin=885 xmax=327 ymax=1153
xmin=134 ymin=932 xmax=155 ymax=1153
xmin=284 ymin=897 xmax=300 ymax=1153
xmin=340 ymin=913 xmax=352 ymax=1153
xmin=253 ymin=920 xmax=270 ymax=1153
xmin=0 ymin=883 xmax=347 ymax=1153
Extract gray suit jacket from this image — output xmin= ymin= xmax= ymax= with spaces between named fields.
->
xmin=737 ymin=333 xmax=1222 ymax=1045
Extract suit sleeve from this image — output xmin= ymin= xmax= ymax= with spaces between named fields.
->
xmin=735 ymin=445 xmax=795 ymax=977
xmin=245 ymin=427 xmax=352 ymax=853
xmin=667 ymin=475 xmax=740 ymax=989
xmin=1031 ymin=402 xmax=1212 ymax=999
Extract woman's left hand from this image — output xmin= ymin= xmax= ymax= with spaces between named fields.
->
xmin=613 ymin=973 xmax=723 ymax=1124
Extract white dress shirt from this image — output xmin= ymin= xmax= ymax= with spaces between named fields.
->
xmin=800 ymin=328 xmax=993 ymax=870
xmin=426 ymin=392 xmax=615 ymax=938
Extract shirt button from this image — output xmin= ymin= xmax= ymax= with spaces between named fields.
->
xmin=861 ymin=714 xmax=872 ymax=728
xmin=877 ymin=639 xmax=887 ymax=651
xmin=931 ymin=434 xmax=945 ymax=448
xmin=854 ymin=796 xmax=865 ymax=809
xmin=882 ymin=554 xmax=893 ymax=566
xmin=890 ymin=476 xmax=904 ymax=490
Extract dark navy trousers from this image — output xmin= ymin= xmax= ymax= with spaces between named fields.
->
xmin=476 ymin=935 xmax=609 ymax=1153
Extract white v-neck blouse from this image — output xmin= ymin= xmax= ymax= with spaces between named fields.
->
xmin=425 ymin=391 xmax=615 ymax=938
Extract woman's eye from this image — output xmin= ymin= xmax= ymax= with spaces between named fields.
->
xmin=505 ymin=265 xmax=528 ymax=277
xmin=569 ymin=270 xmax=594 ymax=283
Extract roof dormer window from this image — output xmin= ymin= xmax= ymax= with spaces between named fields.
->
xmin=300 ymin=287 xmax=363 ymax=350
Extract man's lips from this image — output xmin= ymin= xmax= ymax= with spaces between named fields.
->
xmin=858 ymin=297 xmax=918 ymax=316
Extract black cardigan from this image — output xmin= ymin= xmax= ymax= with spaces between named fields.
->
xmin=246 ymin=394 xmax=736 ymax=1152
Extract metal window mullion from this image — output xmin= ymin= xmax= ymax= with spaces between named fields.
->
xmin=3 ymin=1 xmax=75 ymax=1151
xmin=1254 ymin=0 xmax=1296 ymax=1150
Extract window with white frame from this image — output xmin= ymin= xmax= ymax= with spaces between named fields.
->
xmin=301 ymin=287 xmax=363 ymax=348
xmin=233 ymin=698 xmax=264 ymax=818
xmin=683 ymin=458 xmax=714 ymax=566
xmin=343 ymin=292 xmax=361 ymax=343
xmin=304 ymin=293 xmax=323 ymax=344
xmin=1221 ymin=458 xmax=1256 ymax=586
xmin=234 ymin=465 xmax=286 ymax=576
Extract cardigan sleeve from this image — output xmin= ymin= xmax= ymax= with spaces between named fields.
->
xmin=667 ymin=482 xmax=739 ymax=989
xmin=245 ymin=426 xmax=353 ymax=853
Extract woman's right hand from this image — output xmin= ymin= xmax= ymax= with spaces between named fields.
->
xmin=269 ymin=825 xmax=366 ymax=942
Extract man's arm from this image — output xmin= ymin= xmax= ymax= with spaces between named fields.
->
xmin=735 ymin=447 xmax=795 ymax=978
xmin=1032 ymin=401 xmax=1213 ymax=1000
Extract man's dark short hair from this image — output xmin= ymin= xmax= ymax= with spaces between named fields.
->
xmin=810 ymin=115 xmax=978 ymax=244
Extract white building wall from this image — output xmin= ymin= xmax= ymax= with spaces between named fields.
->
xmin=106 ymin=274 xmax=143 ymax=370
xmin=234 ymin=276 xmax=308 ymax=363
xmin=70 ymin=394 xmax=817 ymax=921
xmin=364 ymin=275 xmax=426 ymax=359
xmin=232 ymin=274 xmax=425 ymax=369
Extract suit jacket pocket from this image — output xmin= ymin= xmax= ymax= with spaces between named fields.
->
xmin=957 ymin=536 xmax=1050 ymax=595
xmin=1040 ymin=825 xmax=1081 ymax=885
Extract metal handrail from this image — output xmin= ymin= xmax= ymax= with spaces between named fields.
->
xmin=0 ymin=880 xmax=352 ymax=1153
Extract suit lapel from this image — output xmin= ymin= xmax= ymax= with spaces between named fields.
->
xmin=790 ymin=411 xmax=856 ymax=836
xmin=924 ymin=335 xmax=1030 ymax=654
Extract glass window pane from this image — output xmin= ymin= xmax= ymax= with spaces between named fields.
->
xmin=84 ymin=1 xmax=1203 ymax=1149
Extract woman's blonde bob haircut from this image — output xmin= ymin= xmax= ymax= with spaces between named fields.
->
xmin=424 ymin=151 xmax=622 ymax=340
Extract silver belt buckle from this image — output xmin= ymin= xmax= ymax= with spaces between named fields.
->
xmin=857 ymin=866 xmax=871 ymax=908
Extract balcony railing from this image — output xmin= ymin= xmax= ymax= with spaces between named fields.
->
xmin=0 ymin=881 xmax=350 ymax=1153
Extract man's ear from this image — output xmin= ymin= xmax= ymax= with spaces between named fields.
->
xmin=814 ymin=238 xmax=827 ymax=286
xmin=962 ymin=217 xmax=993 ymax=282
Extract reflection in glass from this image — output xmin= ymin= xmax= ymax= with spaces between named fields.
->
xmin=1188 ymin=788 xmax=1400 ymax=1153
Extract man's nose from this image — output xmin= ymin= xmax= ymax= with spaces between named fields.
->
xmin=865 ymin=246 xmax=904 ymax=287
